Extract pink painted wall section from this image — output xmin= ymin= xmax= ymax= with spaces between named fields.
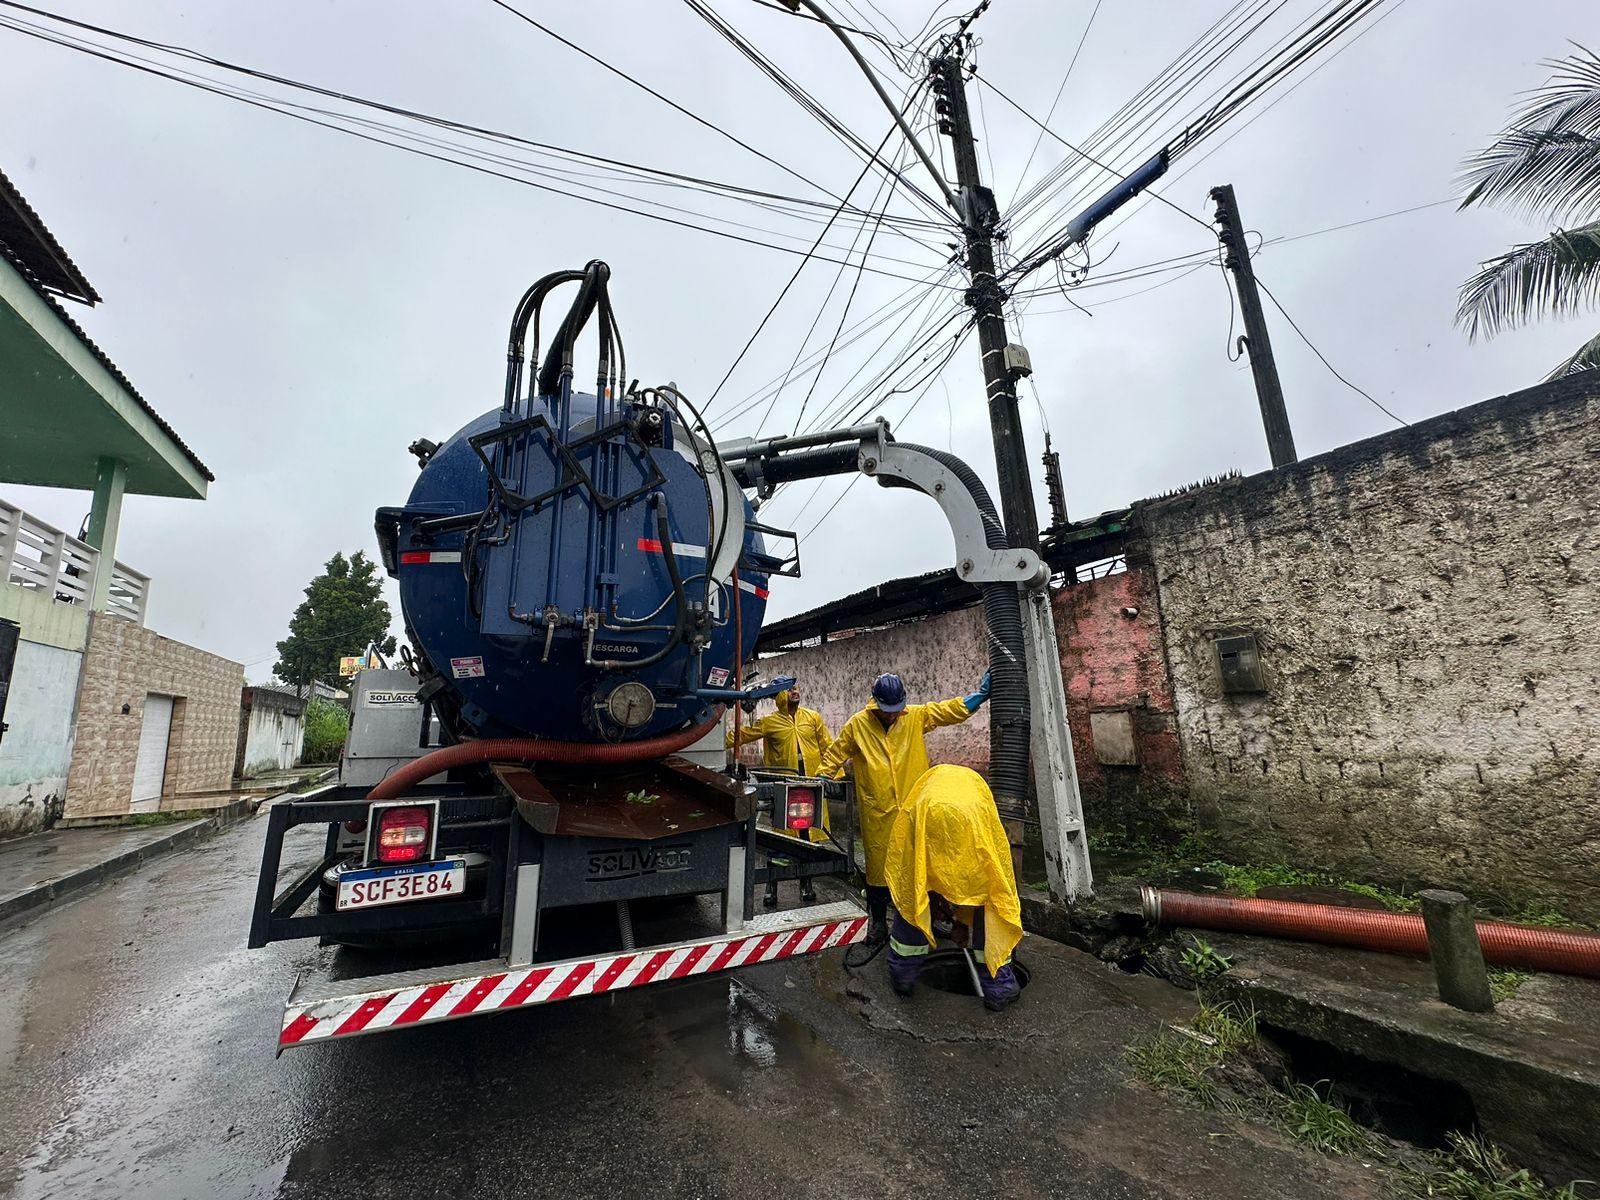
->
xmin=1051 ymin=568 xmax=1188 ymax=829
xmin=752 ymin=605 xmax=991 ymax=771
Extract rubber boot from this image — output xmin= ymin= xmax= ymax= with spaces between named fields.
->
xmin=864 ymin=885 xmax=891 ymax=946
xmin=981 ymin=964 xmax=1021 ymax=1012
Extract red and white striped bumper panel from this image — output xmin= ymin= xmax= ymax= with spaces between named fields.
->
xmin=279 ymin=903 xmax=866 ymax=1048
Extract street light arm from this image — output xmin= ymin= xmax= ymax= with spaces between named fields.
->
xmin=783 ymin=0 xmax=961 ymax=213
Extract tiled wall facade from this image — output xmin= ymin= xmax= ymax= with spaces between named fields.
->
xmin=63 ymin=613 xmax=244 ymax=818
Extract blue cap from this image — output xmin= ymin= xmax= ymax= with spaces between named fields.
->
xmin=871 ymin=672 xmax=907 ymax=714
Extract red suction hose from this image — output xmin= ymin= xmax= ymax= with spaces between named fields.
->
xmin=1143 ymin=888 xmax=1600 ymax=978
xmin=367 ymin=711 xmax=723 ymax=802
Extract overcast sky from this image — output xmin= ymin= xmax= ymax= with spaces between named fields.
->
xmin=3 ymin=0 xmax=1593 ymax=681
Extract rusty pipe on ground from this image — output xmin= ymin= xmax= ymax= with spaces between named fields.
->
xmin=366 ymin=711 xmax=723 ymax=802
xmin=1142 ymin=887 xmax=1600 ymax=978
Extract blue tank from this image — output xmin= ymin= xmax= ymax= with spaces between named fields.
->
xmin=376 ymin=265 xmax=772 ymax=745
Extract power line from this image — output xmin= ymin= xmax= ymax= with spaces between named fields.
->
xmin=1011 ymin=0 xmax=1103 ymax=199
xmin=689 ymin=0 xmax=952 ymax=223
xmin=0 ymin=11 xmax=959 ymax=286
xmin=485 ymin=0 xmax=841 ymax=207
xmin=1254 ymin=276 xmax=1408 ymax=426
xmin=702 ymin=123 xmax=911 ymax=412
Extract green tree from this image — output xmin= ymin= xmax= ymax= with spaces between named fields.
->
xmin=1457 ymin=45 xmax=1600 ymax=377
xmin=273 ymin=551 xmax=397 ymax=693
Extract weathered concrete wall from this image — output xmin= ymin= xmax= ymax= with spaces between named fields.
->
xmin=1053 ymin=568 xmax=1187 ymax=832
xmin=1141 ymin=375 xmax=1600 ymax=918
xmin=0 ymin=583 xmax=91 ymax=652
xmin=64 ymin=614 xmax=244 ymax=819
xmin=754 ymin=605 xmax=991 ymax=770
xmin=236 ymin=687 xmax=305 ymax=777
xmin=0 ymin=638 xmax=80 ymax=836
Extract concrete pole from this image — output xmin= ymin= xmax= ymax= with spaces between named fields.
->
xmin=1209 ymin=184 xmax=1297 ymax=468
xmin=936 ymin=52 xmax=1042 ymax=552
xmin=1419 ymin=889 xmax=1495 ymax=1012
xmin=85 ymin=456 xmax=126 ymax=612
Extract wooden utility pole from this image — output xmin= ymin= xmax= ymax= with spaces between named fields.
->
xmin=1210 ymin=184 xmax=1298 ymax=468
xmin=933 ymin=50 xmax=1041 ymax=550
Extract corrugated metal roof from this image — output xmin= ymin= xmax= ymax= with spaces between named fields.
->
xmin=0 ymin=166 xmax=100 ymax=305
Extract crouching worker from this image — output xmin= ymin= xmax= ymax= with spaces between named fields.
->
xmin=884 ymin=764 xmax=1023 ymax=1012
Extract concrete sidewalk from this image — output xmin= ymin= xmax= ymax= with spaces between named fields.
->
xmin=0 ymin=820 xmax=211 ymax=926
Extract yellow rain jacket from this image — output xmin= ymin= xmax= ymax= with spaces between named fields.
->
xmin=885 ymin=764 xmax=1023 ymax=976
xmin=728 ymin=692 xmax=834 ymax=841
xmin=818 ymin=696 xmax=973 ymax=886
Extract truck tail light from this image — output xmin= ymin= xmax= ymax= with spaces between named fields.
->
xmin=376 ymin=806 xmax=431 ymax=864
xmin=785 ymin=786 xmax=817 ymax=832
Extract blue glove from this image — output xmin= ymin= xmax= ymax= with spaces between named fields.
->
xmin=964 ymin=668 xmax=992 ymax=713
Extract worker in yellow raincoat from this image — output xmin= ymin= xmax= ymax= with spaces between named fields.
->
xmin=818 ymin=669 xmax=990 ymax=943
xmin=728 ymin=683 xmax=835 ymax=906
xmin=725 ymin=683 xmax=833 ymax=784
xmin=884 ymin=764 xmax=1023 ymax=1011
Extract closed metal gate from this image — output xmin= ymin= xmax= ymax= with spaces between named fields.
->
xmin=132 ymin=694 xmax=174 ymax=811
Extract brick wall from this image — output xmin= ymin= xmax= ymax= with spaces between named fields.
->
xmin=1141 ymin=375 xmax=1600 ymax=919
xmin=1053 ymin=568 xmax=1187 ymax=832
xmin=64 ymin=614 xmax=244 ymax=818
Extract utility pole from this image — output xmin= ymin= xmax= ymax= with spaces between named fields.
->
xmin=1210 ymin=184 xmax=1297 ymax=468
xmin=932 ymin=50 xmax=1042 ymax=551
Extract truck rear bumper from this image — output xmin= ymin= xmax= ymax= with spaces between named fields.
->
xmin=279 ymin=899 xmax=866 ymax=1049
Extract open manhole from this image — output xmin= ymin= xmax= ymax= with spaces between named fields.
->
xmin=915 ymin=948 xmax=1033 ymax=996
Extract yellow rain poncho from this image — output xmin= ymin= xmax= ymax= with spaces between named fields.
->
xmin=728 ymin=692 xmax=834 ymax=841
xmin=818 ymin=696 xmax=973 ymax=886
xmin=884 ymin=764 xmax=1023 ymax=976
xmin=726 ymin=692 xmax=833 ymax=776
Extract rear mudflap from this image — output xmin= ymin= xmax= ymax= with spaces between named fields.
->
xmin=279 ymin=899 xmax=866 ymax=1049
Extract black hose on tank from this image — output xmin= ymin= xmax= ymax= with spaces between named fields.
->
xmin=894 ymin=444 xmax=1031 ymax=810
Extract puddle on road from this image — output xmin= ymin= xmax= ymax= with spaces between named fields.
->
xmin=641 ymin=976 xmax=847 ymax=1095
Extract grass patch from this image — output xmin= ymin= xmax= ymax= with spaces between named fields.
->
xmin=1488 ymin=969 xmax=1532 ymax=1004
xmin=123 ymin=812 xmax=190 ymax=827
xmin=1200 ymin=859 xmax=1418 ymax=911
xmin=1510 ymin=903 xmax=1585 ymax=930
xmin=1180 ymin=936 xmax=1233 ymax=982
xmin=1401 ymin=1132 xmax=1593 ymax=1199
xmin=1127 ymin=1001 xmax=1257 ymax=1110
xmin=1280 ymin=1080 xmax=1371 ymax=1155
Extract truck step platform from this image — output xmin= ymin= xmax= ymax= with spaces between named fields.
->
xmin=280 ymin=899 xmax=866 ymax=1049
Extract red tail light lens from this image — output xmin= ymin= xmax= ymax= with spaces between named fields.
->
xmin=785 ymin=787 xmax=817 ymax=831
xmin=376 ymin=805 xmax=431 ymax=864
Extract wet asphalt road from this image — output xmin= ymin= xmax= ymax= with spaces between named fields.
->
xmin=0 ymin=816 xmax=1382 ymax=1199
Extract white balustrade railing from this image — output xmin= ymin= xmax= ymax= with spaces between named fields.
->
xmin=107 ymin=561 xmax=150 ymax=624
xmin=0 ymin=497 xmax=148 ymax=625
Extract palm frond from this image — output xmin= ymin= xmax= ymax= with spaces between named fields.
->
xmin=1547 ymin=327 xmax=1600 ymax=378
xmin=1455 ymin=221 xmax=1600 ymax=339
xmin=1459 ymin=45 xmax=1600 ymax=223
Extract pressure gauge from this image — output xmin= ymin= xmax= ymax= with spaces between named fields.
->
xmin=606 ymin=682 xmax=656 ymax=729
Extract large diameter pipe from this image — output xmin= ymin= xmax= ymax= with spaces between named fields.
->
xmin=1143 ymin=888 xmax=1600 ymax=978
xmin=366 ymin=712 xmax=723 ymax=802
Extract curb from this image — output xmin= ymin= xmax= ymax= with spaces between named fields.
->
xmin=0 ymin=818 xmax=217 ymax=927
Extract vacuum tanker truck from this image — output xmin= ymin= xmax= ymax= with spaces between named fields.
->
xmin=250 ymin=261 xmax=1053 ymax=1049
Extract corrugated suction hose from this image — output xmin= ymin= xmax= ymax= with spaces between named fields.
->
xmin=895 ymin=443 xmax=1031 ymax=810
xmin=1143 ymin=887 xmax=1600 ymax=978
xmin=366 ymin=711 xmax=723 ymax=802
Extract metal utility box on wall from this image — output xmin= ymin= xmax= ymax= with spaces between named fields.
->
xmin=1088 ymin=710 xmax=1138 ymax=766
xmin=1215 ymin=633 xmax=1266 ymax=694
